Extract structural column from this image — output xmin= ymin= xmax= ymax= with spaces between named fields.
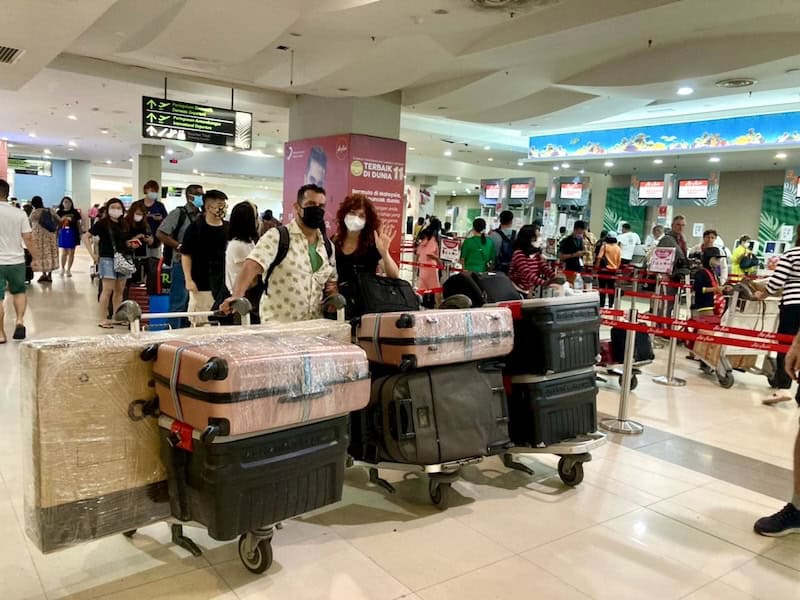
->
xmin=65 ymin=159 xmax=91 ymax=211
xmin=133 ymin=144 xmax=163 ymax=199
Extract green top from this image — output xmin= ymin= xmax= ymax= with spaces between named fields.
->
xmin=460 ymin=235 xmax=495 ymax=272
xmin=308 ymin=241 xmax=323 ymax=272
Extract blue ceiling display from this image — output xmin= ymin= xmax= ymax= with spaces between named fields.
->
xmin=529 ymin=111 xmax=800 ymax=159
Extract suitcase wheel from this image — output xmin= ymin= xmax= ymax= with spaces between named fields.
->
xmin=198 ymin=357 xmax=229 ymax=382
xmin=238 ymin=534 xmax=273 ymax=575
xmin=128 ymin=398 xmax=160 ymax=421
xmin=558 ymin=457 xmax=585 ymax=487
xmin=200 ymin=425 xmax=220 ymax=444
xmin=399 ymin=356 xmax=417 ymax=372
xmin=395 ymin=313 xmax=414 ymax=329
xmin=429 ymin=479 xmax=451 ymax=510
xmin=140 ymin=344 xmax=160 ymax=362
xmin=618 ymin=374 xmax=638 ymax=391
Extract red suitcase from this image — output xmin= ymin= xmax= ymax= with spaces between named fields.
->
xmin=355 ymin=307 xmax=514 ymax=369
xmin=151 ymin=333 xmax=370 ymax=438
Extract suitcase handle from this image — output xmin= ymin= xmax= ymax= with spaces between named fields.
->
xmin=424 ymin=316 xmax=439 ymax=324
xmin=390 ymin=399 xmax=416 ymax=441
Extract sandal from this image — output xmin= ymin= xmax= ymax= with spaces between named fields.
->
xmin=762 ymin=392 xmax=794 ymax=406
xmin=98 ymin=322 xmax=115 ymax=329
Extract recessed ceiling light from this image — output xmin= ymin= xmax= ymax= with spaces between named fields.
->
xmin=277 ymin=147 xmax=284 ymax=154
xmin=67 ymin=114 xmax=77 ymax=120
xmin=67 ymin=140 xmax=77 ymax=147
xmin=517 ymin=160 xmax=524 ymax=166
xmin=456 ymin=176 xmax=461 ymax=181
xmin=28 ymin=132 xmax=37 ymax=138
xmin=226 ymin=146 xmax=234 ymax=152
xmin=604 ymin=161 xmax=614 ymax=167
xmin=487 ymin=157 xmax=494 ymax=162
xmin=561 ymin=162 xmax=570 ymax=168
xmin=100 ymin=128 xmax=109 ymax=134
xmin=43 ymin=149 xmax=51 ymax=154
xmin=776 ymin=152 xmax=787 ymax=159
xmin=192 ymin=169 xmax=199 ymax=174
xmin=483 ymin=145 xmax=491 ymax=150
xmin=579 ymin=169 xmax=585 ymax=174
xmin=437 ymin=106 xmax=448 ymax=110
xmin=408 ymin=146 xmax=416 ymax=151
xmin=553 ymin=166 xmax=560 ymax=171
xmin=677 ymin=86 xmax=694 ymax=96
xmin=337 ymin=88 xmax=349 ymax=92
xmin=715 ymin=78 xmax=756 ymax=89
xmin=166 ymin=148 xmax=174 ymax=155
xmin=708 ymin=156 xmax=720 ymax=163
xmin=451 ymin=190 xmax=456 ymax=195
xmin=128 ymin=158 xmax=133 ymax=162
xmin=201 ymin=172 xmax=205 ymax=177
xmin=443 ymin=150 xmax=452 ymax=156
xmin=433 ymin=8 xmax=449 ymax=15
xmin=8 ymin=143 xmax=16 ymax=148
xmin=105 ymin=160 xmax=112 ymax=164
xmin=653 ymin=158 xmax=664 ymax=164
xmin=289 ymin=32 xmax=302 ymax=37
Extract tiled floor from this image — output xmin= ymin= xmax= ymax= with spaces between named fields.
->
xmin=1 ymin=253 xmax=798 ymax=599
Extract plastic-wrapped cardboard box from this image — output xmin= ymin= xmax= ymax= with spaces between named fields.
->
xmin=22 ymin=320 xmax=351 ymax=553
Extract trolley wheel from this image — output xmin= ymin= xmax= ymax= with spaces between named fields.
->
xmin=429 ymin=479 xmax=451 ymax=510
xmin=558 ymin=458 xmax=584 ymax=487
xmin=122 ymin=529 xmax=137 ymax=538
xmin=718 ymin=371 xmax=735 ymax=389
xmin=238 ymin=535 xmax=273 ymax=575
xmin=700 ymin=364 xmax=714 ymax=375
xmin=617 ymin=374 xmax=638 ymax=390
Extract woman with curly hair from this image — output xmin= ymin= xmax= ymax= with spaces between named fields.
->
xmin=333 ymin=194 xmax=399 ymax=310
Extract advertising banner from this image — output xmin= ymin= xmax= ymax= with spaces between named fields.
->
xmin=0 ymin=141 xmax=7 ymax=182
xmin=440 ymin=238 xmax=461 ymax=263
xmin=283 ymin=134 xmax=406 ymax=262
xmin=649 ymin=247 xmax=676 ymax=274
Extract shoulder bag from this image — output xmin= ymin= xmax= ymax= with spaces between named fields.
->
xmin=109 ymin=224 xmax=136 ymax=277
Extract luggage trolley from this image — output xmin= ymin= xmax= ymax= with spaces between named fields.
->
xmin=115 ymin=297 xmax=357 ymax=575
xmin=502 ymin=433 xmax=606 ymax=486
xmin=692 ymin=292 xmax=780 ymax=388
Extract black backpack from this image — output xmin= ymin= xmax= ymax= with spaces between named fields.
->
xmin=493 ymin=228 xmax=515 ymax=273
xmin=264 ymin=225 xmax=333 ymax=291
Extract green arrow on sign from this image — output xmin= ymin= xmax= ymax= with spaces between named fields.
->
xmin=159 ymin=102 xmax=171 ymax=109
xmin=146 ymin=99 xmax=157 ymax=108
xmin=158 ymin=115 xmax=170 ymax=123
xmin=146 ymin=113 xmax=157 ymax=122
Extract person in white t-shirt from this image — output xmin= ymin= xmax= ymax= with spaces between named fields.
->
xmin=224 ymin=201 xmax=262 ymax=322
xmin=617 ymin=223 xmax=641 ymax=265
xmin=0 ymin=179 xmax=36 ymax=342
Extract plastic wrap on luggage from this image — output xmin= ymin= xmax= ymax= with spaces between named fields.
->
xmin=153 ymin=333 xmax=371 ymax=436
xmin=21 ymin=319 xmax=351 ymax=554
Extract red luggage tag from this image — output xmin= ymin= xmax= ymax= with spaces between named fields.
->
xmin=498 ymin=300 xmax=522 ymax=320
xmin=170 ymin=420 xmax=194 ymax=452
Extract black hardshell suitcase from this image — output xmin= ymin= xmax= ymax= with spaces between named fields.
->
xmin=366 ymin=361 xmax=511 ymax=464
xmin=442 ymin=272 xmax=520 ymax=307
xmin=610 ymin=328 xmax=654 ymax=363
xmin=508 ymin=369 xmax=598 ymax=446
xmin=161 ymin=415 xmax=348 ymax=541
xmin=502 ymin=294 xmax=601 ymax=375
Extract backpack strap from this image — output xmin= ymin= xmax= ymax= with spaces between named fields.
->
xmin=265 ymin=225 xmax=291 ymax=285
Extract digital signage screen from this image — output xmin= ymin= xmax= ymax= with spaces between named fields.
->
xmin=483 ymin=182 xmax=500 ymax=199
xmin=678 ymin=179 xmax=709 ymax=199
xmin=559 ymin=182 xmax=583 ymax=200
xmin=510 ymin=182 xmax=529 ymax=199
xmin=638 ymin=180 xmax=664 ymax=199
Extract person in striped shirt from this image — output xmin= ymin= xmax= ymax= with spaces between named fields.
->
xmin=758 ymin=231 xmax=800 ymax=406
xmin=508 ymin=224 xmax=555 ymax=296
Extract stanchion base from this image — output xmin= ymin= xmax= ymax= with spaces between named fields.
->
xmin=652 ymin=375 xmax=686 ymax=387
xmin=599 ymin=418 xmax=644 ymax=435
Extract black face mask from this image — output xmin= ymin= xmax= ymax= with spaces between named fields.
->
xmin=300 ymin=205 xmax=325 ymax=229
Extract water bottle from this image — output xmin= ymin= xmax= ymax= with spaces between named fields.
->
xmin=574 ymin=274 xmax=584 ymax=292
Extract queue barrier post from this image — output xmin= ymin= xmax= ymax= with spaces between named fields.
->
xmin=613 ymin=285 xmax=623 ymax=310
xmin=652 ymin=279 xmax=665 ymax=350
xmin=653 ymin=284 xmax=687 ymax=387
xmin=600 ymin=307 xmax=644 ymax=435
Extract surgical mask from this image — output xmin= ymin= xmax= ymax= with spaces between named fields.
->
xmin=344 ymin=214 xmax=366 ymax=232
xmin=108 ymin=208 xmax=123 ymax=219
xmin=192 ymin=195 xmax=203 ymax=208
xmin=133 ymin=214 xmax=144 ymax=222
xmin=301 ymin=205 xmax=325 ymax=229
xmin=211 ymin=204 xmax=227 ymax=219
xmin=146 ymin=191 xmax=159 ymax=201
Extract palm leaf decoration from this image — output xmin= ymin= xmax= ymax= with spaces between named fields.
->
xmin=234 ymin=112 xmax=253 ymax=150
xmin=759 ymin=212 xmax=781 ymax=242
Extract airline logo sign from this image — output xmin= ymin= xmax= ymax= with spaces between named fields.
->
xmin=141 ymin=96 xmax=252 ymax=149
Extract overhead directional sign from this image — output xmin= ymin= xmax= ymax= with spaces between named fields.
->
xmin=141 ymin=96 xmax=252 ymax=149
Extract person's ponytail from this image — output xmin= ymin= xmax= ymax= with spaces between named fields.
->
xmin=481 ymin=232 xmax=486 ymax=244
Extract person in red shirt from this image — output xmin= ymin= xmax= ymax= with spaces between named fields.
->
xmin=509 ymin=224 xmax=555 ymax=295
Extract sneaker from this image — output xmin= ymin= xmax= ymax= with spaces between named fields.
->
xmin=754 ymin=503 xmax=800 ymax=537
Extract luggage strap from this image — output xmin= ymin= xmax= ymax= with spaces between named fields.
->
xmin=169 ymin=343 xmax=202 ymax=423
xmin=371 ymin=314 xmax=386 ymax=363
xmin=464 ymin=311 xmax=473 ymax=360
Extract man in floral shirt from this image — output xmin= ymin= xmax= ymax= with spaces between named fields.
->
xmin=223 ymin=184 xmax=337 ymax=323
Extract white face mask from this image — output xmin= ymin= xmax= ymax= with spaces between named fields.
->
xmin=345 ymin=214 xmax=366 ymax=232
xmin=133 ymin=214 xmax=144 ymax=222
xmin=108 ymin=208 xmax=123 ymax=219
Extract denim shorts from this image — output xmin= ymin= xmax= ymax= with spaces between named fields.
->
xmin=97 ymin=257 xmax=131 ymax=280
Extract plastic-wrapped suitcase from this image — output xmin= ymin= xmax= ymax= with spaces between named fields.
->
xmin=152 ymin=333 xmax=370 ymax=438
xmin=508 ymin=368 xmax=598 ymax=446
xmin=354 ymin=307 xmax=513 ymax=369
xmin=352 ymin=361 xmax=511 ymax=464
xmin=499 ymin=293 xmax=601 ymax=375
xmin=161 ymin=414 xmax=348 ymax=541
xmin=442 ymin=272 xmax=521 ymax=307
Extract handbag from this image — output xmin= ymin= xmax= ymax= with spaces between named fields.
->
xmin=108 ymin=224 xmax=136 ymax=277
xmin=702 ymin=268 xmax=726 ymax=316
xmin=739 ymin=254 xmax=759 ymax=270
xmin=352 ymin=272 xmax=420 ymax=317
xmin=40 ymin=209 xmax=57 ymax=233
